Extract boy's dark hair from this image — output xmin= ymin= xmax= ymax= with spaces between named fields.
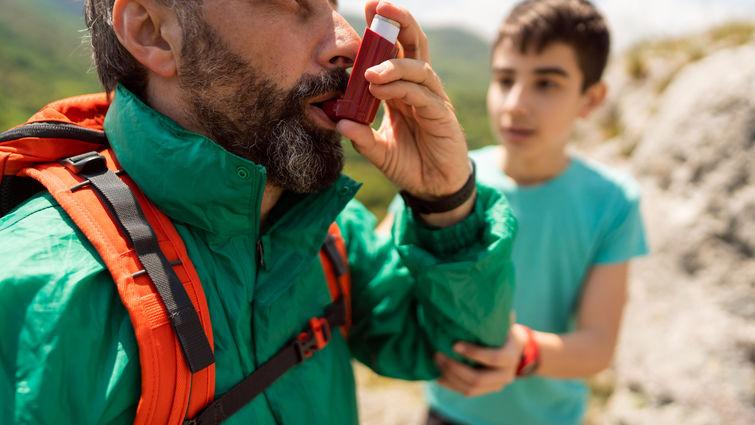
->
xmin=494 ymin=0 xmax=610 ymax=91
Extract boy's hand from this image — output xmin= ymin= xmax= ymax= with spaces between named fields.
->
xmin=435 ymin=324 xmax=529 ymax=397
xmin=337 ymin=1 xmax=472 ymax=227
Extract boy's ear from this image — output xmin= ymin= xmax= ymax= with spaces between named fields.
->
xmin=578 ymin=81 xmax=607 ymax=118
xmin=112 ymin=0 xmax=182 ymax=78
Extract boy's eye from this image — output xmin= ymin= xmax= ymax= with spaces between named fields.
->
xmin=496 ymin=77 xmax=515 ymax=88
xmin=535 ymin=79 xmax=558 ymax=90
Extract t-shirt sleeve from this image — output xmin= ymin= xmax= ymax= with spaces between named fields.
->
xmin=593 ymin=181 xmax=649 ymax=264
xmin=387 ymin=193 xmax=403 ymax=215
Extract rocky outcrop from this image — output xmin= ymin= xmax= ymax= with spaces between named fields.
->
xmin=589 ymin=41 xmax=755 ymax=425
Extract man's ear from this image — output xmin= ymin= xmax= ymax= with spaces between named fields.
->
xmin=112 ymin=0 xmax=182 ymax=78
xmin=578 ymin=81 xmax=607 ymax=118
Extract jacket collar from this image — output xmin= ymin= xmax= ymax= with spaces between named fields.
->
xmin=104 ymin=85 xmax=359 ymax=240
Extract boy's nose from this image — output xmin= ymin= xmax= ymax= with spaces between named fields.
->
xmin=503 ymin=85 xmax=528 ymax=117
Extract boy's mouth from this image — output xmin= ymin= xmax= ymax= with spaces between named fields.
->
xmin=502 ymin=126 xmax=535 ymax=141
xmin=505 ymin=127 xmax=534 ymax=134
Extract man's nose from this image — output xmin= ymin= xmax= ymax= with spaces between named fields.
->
xmin=321 ymin=11 xmax=361 ymax=70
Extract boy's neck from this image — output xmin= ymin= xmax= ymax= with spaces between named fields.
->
xmin=497 ymin=146 xmax=571 ymax=186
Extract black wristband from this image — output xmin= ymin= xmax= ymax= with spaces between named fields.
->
xmin=399 ymin=160 xmax=476 ymax=215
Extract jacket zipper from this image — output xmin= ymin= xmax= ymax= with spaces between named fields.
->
xmin=256 ymin=238 xmax=265 ymax=269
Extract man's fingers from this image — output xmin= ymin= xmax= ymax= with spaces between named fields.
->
xmin=453 ymin=342 xmax=519 ymax=369
xmin=435 ymin=353 xmax=515 ymax=396
xmin=368 ymin=81 xmax=448 ymax=122
xmin=366 ymin=59 xmax=447 ymax=101
xmin=436 ymin=376 xmax=467 ymax=394
xmin=336 ymin=119 xmax=383 ymax=161
xmin=439 ymin=354 xmax=513 ymax=392
xmin=336 ymin=112 xmax=410 ymax=172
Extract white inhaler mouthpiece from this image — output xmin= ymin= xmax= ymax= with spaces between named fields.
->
xmin=370 ymin=15 xmax=400 ymax=44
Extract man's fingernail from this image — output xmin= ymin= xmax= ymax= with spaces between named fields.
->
xmin=453 ymin=343 xmax=465 ymax=353
xmin=369 ymin=63 xmax=387 ymax=74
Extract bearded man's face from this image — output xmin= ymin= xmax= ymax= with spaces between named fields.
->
xmin=176 ymin=10 xmax=350 ymax=194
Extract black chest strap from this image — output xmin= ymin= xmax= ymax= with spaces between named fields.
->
xmin=184 ymin=299 xmax=346 ymax=425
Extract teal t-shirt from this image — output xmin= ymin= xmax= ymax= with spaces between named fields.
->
xmin=425 ymin=146 xmax=649 ymax=425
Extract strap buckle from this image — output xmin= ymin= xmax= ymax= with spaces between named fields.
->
xmin=61 ymin=151 xmax=107 ymax=175
xmin=294 ymin=317 xmax=331 ymax=363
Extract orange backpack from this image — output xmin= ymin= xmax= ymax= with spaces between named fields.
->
xmin=0 ymin=94 xmax=352 ymax=425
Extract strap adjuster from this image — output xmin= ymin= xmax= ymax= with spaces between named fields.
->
xmin=294 ymin=317 xmax=331 ymax=363
xmin=61 ymin=151 xmax=107 ymax=175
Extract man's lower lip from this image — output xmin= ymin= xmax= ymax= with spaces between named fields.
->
xmin=309 ymin=104 xmax=337 ymax=129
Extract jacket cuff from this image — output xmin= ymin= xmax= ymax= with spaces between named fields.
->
xmin=393 ymin=184 xmax=509 ymax=258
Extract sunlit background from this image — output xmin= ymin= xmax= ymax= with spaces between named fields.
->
xmin=1 ymin=1 xmax=753 ymax=425
xmin=339 ymin=0 xmax=755 ymax=52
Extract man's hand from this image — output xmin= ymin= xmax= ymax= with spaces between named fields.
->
xmin=337 ymin=1 xmax=473 ymax=227
xmin=435 ymin=324 xmax=530 ymax=397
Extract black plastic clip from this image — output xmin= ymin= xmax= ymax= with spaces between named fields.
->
xmin=61 ymin=151 xmax=107 ymax=175
xmin=294 ymin=318 xmax=331 ymax=363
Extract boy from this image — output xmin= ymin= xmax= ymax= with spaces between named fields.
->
xmin=424 ymin=0 xmax=648 ymax=424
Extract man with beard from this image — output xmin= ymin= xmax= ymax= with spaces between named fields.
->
xmin=0 ymin=1 xmax=517 ymax=424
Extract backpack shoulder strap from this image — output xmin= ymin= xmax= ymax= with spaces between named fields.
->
xmin=7 ymin=126 xmax=216 ymax=424
xmin=0 ymin=121 xmax=109 ymax=215
xmin=320 ymin=222 xmax=352 ymax=335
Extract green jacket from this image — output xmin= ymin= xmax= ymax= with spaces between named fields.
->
xmin=0 ymin=86 xmax=517 ymax=425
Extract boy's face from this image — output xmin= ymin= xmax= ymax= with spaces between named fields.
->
xmin=487 ymin=39 xmax=605 ymax=160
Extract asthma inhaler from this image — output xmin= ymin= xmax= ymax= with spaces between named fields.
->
xmin=323 ymin=15 xmax=400 ymax=125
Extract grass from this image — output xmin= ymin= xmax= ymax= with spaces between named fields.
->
xmin=710 ymin=21 xmax=755 ymax=45
xmin=624 ymin=21 xmax=755 ymax=94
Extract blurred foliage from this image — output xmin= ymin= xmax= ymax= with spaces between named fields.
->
xmin=624 ymin=49 xmax=649 ymax=81
xmin=596 ymin=104 xmax=624 ymax=141
xmin=0 ymin=0 xmax=100 ymax=131
xmin=2 ymin=3 xmax=494 ymax=219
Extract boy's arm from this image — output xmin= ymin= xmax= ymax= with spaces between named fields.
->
xmin=435 ymin=262 xmax=628 ymax=396
xmin=532 ymin=262 xmax=628 ymax=376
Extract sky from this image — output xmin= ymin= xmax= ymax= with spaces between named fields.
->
xmin=338 ymin=0 xmax=755 ymax=52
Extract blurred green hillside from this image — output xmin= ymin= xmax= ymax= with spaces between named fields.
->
xmin=1 ymin=0 xmax=494 ymax=219
xmin=0 ymin=0 xmax=100 ymax=130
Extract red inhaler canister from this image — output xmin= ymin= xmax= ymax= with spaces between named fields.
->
xmin=323 ymin=15 xmax=400 ymax=125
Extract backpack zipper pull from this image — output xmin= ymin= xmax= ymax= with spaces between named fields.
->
xmin=256 ymin=239 xmax=266 ymax=269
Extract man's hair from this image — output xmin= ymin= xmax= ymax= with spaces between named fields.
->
xmin=84 ymin=0 xmax=203 ymax=96
xmin=494 ymin=0 xmax=610 ymax=90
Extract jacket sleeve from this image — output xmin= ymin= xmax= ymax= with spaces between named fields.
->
xmin=0 ymin=194 xmax=139 ymax=425
xmin=338 ymin=183 xmax=517 ymax=380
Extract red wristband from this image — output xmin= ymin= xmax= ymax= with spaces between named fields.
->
xmin=516 ymin=325 xmax=540 ymax=377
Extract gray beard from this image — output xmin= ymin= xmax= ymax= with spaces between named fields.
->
xmin=177 ymin=15 xmax=348 ymax=193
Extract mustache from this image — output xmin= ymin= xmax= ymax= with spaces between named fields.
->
xmin=292 ymin=69 xmax=350 ymax=101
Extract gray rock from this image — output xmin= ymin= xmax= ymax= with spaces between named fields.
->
xmin=593 ymin=43 xmax=755 ymax=425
